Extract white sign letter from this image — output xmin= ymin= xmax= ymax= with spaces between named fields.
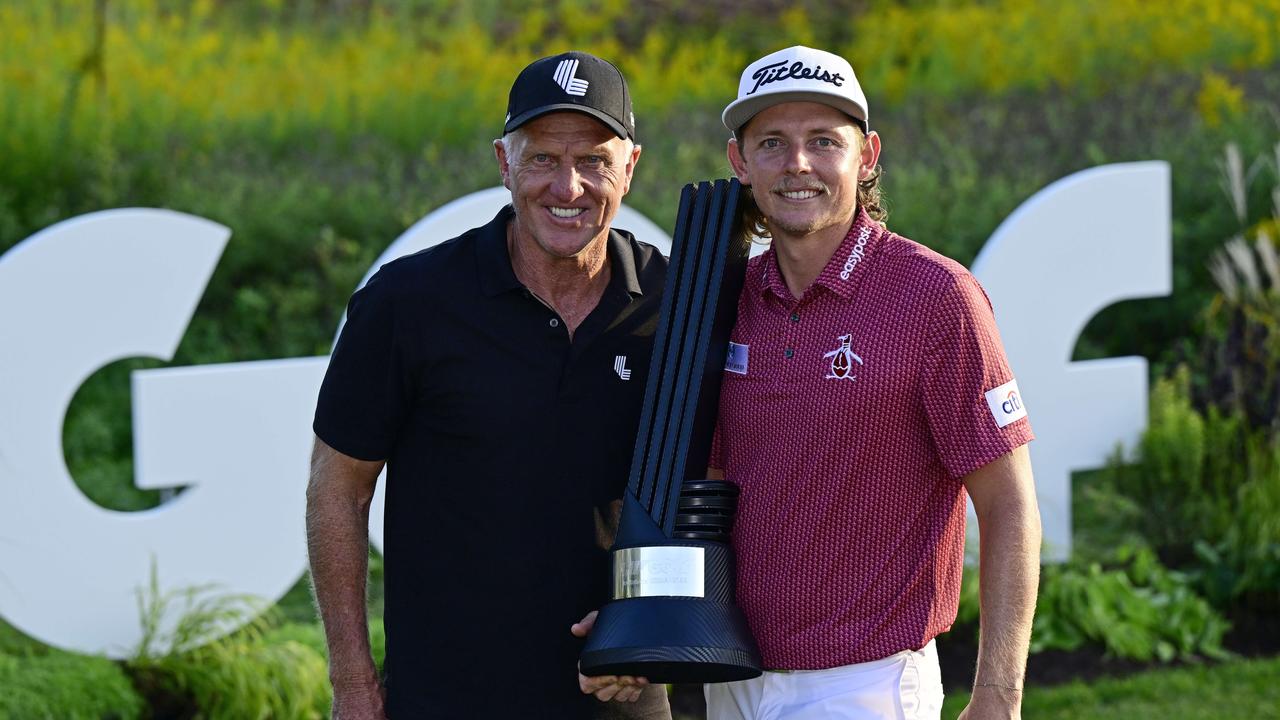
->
xmin=972 ymin=162 xmax=1172 ymax=561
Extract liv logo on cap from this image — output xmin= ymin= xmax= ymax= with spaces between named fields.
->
xmin=504 ymin=51 xmax=636 ymax=140
xmin=722 ymin=45 xmax=869 ymax=134
xmin=553 ymin=58 xmax=590 ymax=96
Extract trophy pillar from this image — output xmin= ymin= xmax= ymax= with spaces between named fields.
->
xmin=580 ymin=179 xmax=762 ymax=684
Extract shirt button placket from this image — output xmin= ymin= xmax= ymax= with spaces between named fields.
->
xmin=784 ymin=305 xmax=801 ymax=377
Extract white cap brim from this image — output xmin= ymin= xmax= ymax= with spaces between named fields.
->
xmin=722 ymin=89 xmax=868 ymax=134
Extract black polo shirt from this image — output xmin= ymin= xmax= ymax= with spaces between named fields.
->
xmin=314 ymin=206 xmax=667 ymax=718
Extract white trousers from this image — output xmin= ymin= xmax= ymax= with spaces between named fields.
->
xmin=704 ymin=640 xmax=944 ymax=720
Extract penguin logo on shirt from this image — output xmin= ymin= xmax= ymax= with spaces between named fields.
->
xmin=823 ymin=334 xmax=863 ymax=380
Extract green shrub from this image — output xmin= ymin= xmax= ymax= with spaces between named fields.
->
xmin=1192 ymin=537 xmax=1280 ymax=611
xmin=0 ymin=650 xmax=145 ymax=720
xmin=1105 ymin=369 xmax=1280 ymax=603
xmin=1194 ymin=143 xmax=1280 ymax=431
xmin=1031 ymin=546 xmax=1231 ymax=662
xmin=1096 ymin=158 xmax=1280 ymax=603
xmin=130 ymin=633 xmax=330 ymax=720
xmin=127 ymin=567 xmax=331 ymax=719
xmin=955 ymin=545 xmax=1228 ymax=662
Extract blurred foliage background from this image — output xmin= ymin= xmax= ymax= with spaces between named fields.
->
xmin=2 ymin=1 xmax=1280 ymax=717
xmin=0 ymin=0 xmax=1276 ymax=510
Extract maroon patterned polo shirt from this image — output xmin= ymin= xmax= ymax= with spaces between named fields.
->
xmin=712 ymin=208 xmax=1034 ymax=669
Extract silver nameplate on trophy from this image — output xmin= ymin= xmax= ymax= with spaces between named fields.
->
xmin=613 ymin=546 xmax=706 ymax=599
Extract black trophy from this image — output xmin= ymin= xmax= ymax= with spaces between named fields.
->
xmin=580 ymin=178 xmax=762 ymax=683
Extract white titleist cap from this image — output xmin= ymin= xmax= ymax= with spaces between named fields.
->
xmin=722 ymin=45 xmax=868 ymax=134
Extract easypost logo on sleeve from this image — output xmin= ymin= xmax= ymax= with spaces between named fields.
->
xmin=984 ymin=379 xmax=1028 ymax=428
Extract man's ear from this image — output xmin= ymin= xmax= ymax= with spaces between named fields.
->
xmin=620 ymin=142 xmax=642 ymax=195
xmin=858 ymin=131 xmax=882 ymax=182
xmin=727 ymin=138 xmax=751 ymax=186
xmin=494 ymin=138 xmax=512 ymax=190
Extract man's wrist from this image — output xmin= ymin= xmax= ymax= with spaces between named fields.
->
xmin=973 ymin=681 xmax=1023 ymax=693
xmin=971 ymin=681 xmax=1024 ymax=714
xmin=330 ymin=666 xmax=381 ymax=691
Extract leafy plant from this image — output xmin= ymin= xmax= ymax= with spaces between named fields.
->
xmin=1196 ymin=141 xmax=1280 ymax=432
xmin=128 ymin=563 xmax=331 ymax=719
xmin=1093 ymin=145 xmax=1280 ymax=605
xmin=131 ymin=560 xmax=268 ymax=658
xmin=1031 ymin=546 xmax=1231 ymax=662
xmin=1105 ymin=368 xmax=1280 ymax=604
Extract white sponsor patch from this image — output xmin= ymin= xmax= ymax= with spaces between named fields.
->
xmin=985 ymin=379 xmax=1028 ymax=428
xmin=725 ymin=342 xmax=749 ymax=375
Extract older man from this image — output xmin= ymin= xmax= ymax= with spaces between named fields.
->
xmin=307 ymin=51 xmax=671 ymax=719
xmin=705 ymin=46 xmax=1042 ymax=720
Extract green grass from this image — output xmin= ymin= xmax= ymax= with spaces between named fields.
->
xmin=0 ymin=651 xmax=145 ymax=720
xmin=941 ymin=656 xmax=1280 ymax=719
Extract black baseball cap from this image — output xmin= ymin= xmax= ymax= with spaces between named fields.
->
xmin=504 ymin=51 xmax=636 ymax=140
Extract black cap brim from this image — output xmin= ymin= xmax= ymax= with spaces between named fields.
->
xmin=504 ymin=104 xmax=630 ymax=140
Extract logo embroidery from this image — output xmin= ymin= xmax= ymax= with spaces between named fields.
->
xmin=614 ymin=355 xmax=632 ymax=380
xmin=553 ymin=59 xmax=590 ymax=96
xmin=725 ymin=342 xmax=749 ymax=375
xmin=822 ymin=334 xmax=863 ymax=380
xmin=984 ymin=379 xmax=1028 ymax=428
xmin=839 ymin=225 xmax=872 ymax=280
xmin=747 ymin=60 xmax=846 ymax=95
xmin=1002 ymin=391 xmax=1023 ymax=415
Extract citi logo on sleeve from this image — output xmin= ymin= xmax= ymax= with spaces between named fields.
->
xmin=553 ymin=58 xmax=590 ymax=96
xmin=823 ymin=334 xmax=863 ymax=380
xmin=985 ymin=379 xmax=1029 ymax=428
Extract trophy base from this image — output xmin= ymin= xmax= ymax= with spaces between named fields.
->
xmin=579 ymin=596 xmax=762 ymax=683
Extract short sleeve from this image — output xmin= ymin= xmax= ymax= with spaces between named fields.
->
xmin=921 ymin=272 xmax=1033 ymax=478
xmin=313 ymin=269 xmax=414 ymax=461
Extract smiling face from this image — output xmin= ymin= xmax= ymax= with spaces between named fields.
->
xmin=494 ymin=112 xmax=641 ymax=261
xmin=728 ymin=102 xmax=880 ymax=247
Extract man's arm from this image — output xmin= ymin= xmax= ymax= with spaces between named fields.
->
xmin=306 ymin=436 xmax=387 ymax=720
xmin=959 ymin=444 xmax=1041 ymax=720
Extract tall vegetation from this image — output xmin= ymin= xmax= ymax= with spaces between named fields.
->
xmin=127 ymin=566 xmax=331 ymax=719
xmin=1099 ymin=141 xmax=1280 ymax=610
